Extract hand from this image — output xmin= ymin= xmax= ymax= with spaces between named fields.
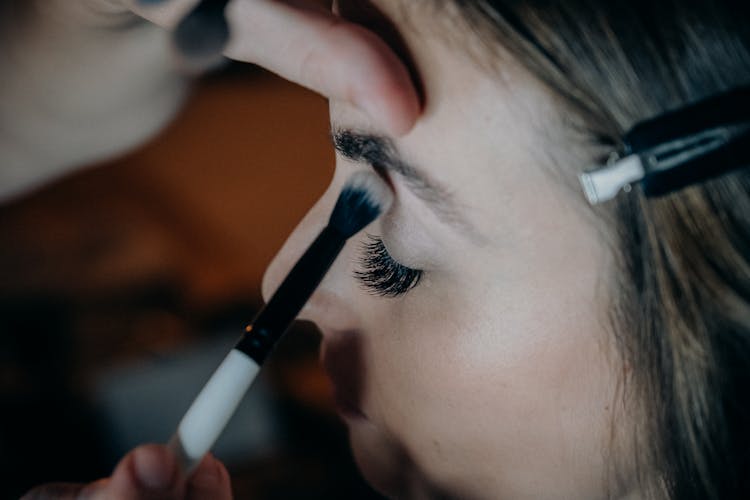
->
xmin=0 ymin=0 xmax=419 ymax=200
xmin=129 ymin=0 xmax=421 ymax=134
xmin=21 ymin=444 xmax=232 ymax=500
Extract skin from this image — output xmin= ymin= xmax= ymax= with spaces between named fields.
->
xmin=9 ymin=0 xmax=639 ymax=497
xmin=13 ymin=0 xmax=418 ymax=497
xmin=263 ymin=1 xmax=636 ymax=498
xmin=0 ymin=0 xmax=419 ymax=201
xmin=21 ymin=445 xmax=232 ymax=500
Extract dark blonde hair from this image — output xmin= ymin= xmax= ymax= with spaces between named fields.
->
xmin=441 ymin=1 xmax=750 ymax=498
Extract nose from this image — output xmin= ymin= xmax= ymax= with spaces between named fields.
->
xmin=261 ymin=171 xmax=355 ymax=328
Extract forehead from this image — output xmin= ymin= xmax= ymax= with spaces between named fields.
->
xmin=334 ymin=0 xmax=574 ymax=244
xmin=336 ymin=0 xmax=453 ymax=45
xmin=336 ymin=0 xmax=518 ymax=100
xmin=337 ymin=0 xmax=415 ymax=18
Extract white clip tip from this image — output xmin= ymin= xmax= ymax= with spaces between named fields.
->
xmin=579 ymin=155 xmax=645 ymax=204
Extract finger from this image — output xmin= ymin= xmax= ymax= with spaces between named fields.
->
xmin=21 ymin=483 xmax=88 ymax=500
xmin=128 ymin=0 xmax=420 ymax=134
xmin=186 ymin=454 xmax=233 ymax=500
xmin=226 ymin=1 xmax=420 ymax=134
xmin=101 ymin=443 xmax=185 ymax=500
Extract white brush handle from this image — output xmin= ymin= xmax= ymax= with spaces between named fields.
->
xmin=167 ymin=349 xmax=260 ymax=474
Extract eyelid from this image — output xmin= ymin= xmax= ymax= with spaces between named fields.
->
xmin=371 ymin=163 xmax=396 ymax=191
xmin=331 ymin=129 xmax=483 ymax=243
xmin=331 ymin=132 xmax=424 ymax=211
xmin=355 ymin=234 xmax=423 ymax=297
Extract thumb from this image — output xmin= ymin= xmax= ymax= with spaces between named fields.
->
xmin=98 ymin=444 xmax=185 ymax=499
xmin=21 ymin=445 xmax=195 ymax=500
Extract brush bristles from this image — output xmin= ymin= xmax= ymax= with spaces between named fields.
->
xmin=329 ymin=171 xmax=394 ymax=237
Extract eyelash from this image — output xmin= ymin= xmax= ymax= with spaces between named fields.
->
xmin=355 ymin=235 xmax=423 ymax=297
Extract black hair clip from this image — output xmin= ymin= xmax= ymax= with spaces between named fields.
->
xmin=580 ymin=85 xmax=750 ymax=204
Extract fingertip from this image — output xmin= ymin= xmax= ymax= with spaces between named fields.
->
xmin=356 ymin=75 xmax=420 ymax=136
xmin=187 ymin=454 xmax=232 ymax=500
xmin=344 ymin=27 xmax=421 ymax=135
xmin=110 ymin=443 xmax=181 ymax=496
xmin=379 ymin=84 xmax=421 ymax=135
xmin=132 ymin=444 xmax=178 ymax=491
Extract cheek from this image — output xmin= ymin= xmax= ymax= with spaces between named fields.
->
xmin=361 ymin=265 xmax=619 ymax=497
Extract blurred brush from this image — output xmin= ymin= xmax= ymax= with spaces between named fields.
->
xmin=172 ymin=0 xmax=232 ymax=71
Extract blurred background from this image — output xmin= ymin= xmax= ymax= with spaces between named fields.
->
xmin=0 ymin=63 xmax=382 ymax=499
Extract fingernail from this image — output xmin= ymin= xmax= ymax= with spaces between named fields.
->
xmin=133 ymin=446 xmax=176 ymax=491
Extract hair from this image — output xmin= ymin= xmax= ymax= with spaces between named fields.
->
xmin=433 ymin=0 xmax=750 ymax=498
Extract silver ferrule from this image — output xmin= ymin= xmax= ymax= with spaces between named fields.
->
xmin=579 ymin=154 xmax=645 ymax=205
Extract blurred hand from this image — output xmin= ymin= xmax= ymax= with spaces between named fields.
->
xmin=0 ymin=0 xmax=419 ymax=200
xmin=21 ymin=444 xmax=232 ymax=500
xmin=116 ymin=0 xmax=420 ymax=135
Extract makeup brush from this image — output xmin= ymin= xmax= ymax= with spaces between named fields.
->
xmin=167 ymin=171 xmax=393 ymax=473
xmin=172 ymin=0 xmax=232 ymax=69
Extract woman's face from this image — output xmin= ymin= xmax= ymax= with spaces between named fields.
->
xmin=263 ymin=1 xmax=628 ymax=498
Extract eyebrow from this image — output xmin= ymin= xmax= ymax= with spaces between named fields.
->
xmin=331 ymin=129 xmax=479 ymax=238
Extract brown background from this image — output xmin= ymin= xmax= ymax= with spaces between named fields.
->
xmin=0 ymin=64 xmax=381 ymax=499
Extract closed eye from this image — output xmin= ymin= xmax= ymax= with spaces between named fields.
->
xmin=355 ymin=234 xmax=423 ymax=297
